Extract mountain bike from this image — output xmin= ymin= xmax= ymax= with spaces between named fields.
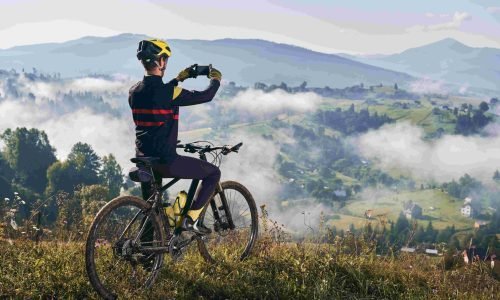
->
xmin=85 ymin=141 xmax=258 ymax=299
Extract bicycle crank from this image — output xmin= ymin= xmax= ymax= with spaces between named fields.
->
xmin=168 ymin=233 xmax=198 ymax=261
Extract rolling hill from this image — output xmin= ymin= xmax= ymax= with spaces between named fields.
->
xmin=0 ymin=33 xmax=413 ymax=88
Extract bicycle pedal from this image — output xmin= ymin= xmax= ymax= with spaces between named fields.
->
xmin=168 ymin=233 xmax=194 ymax=261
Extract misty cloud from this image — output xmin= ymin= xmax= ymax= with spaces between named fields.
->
xmin=221 ymin=89 xmax=322 ymax=118
xmin=0 ymin=99 xmax=135 ymax=170
xmin=355 ymin=122 xmax=500 ymax=184
xmin=19 ymin=74 xmax=132 ymax=96
xmin=15 ymin=74 xmax=134 ymax=110
xmin=409 ymin=78 xmax=447 ymax=94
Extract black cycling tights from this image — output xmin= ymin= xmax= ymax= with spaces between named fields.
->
xmin=141 ymin=155 xmax=221 ymax=210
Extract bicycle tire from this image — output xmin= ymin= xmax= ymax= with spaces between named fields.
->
xmin=197 ymin=180 xmax=258 ymax=263
xmin=85 ymin=196 xmax=165 ymax=299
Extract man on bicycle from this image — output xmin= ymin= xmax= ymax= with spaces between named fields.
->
xmin=129 ymin=39 xmax=221 ymax=235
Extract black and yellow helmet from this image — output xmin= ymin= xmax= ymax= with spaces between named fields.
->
xmin=136 ymin=39 xmax=171 ymax=62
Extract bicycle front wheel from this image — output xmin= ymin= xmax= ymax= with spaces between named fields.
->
xmin=85 ymin=196 xmax=165 ymax=300
xmin=197 ymin=180 xmax=258 ymax=263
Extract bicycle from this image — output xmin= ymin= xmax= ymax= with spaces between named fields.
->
xmin=85 ymin=141 xmax=258 ymax=299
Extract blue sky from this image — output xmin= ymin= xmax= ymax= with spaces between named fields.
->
xmin=0 ymin=0 xmax=499 ymax=54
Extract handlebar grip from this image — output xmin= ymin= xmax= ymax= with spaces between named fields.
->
xmin=231 ymin=142 xmax=243 ymax=152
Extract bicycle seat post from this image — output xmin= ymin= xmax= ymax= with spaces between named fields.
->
xmin=150 ymin=166 xmax=163 ymax=203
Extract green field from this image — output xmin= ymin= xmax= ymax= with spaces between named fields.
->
xmin=335 ymin=189 xmax=474 ymax=230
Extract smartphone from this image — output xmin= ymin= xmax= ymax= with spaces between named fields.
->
xmin=195 ymin=65 xmax=210 ymax=76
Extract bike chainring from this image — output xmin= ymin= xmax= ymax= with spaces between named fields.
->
xmin=168 ymin=233 xmax=196 ymax=262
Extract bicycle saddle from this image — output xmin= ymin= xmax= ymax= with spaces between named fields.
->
xmin=130 ymin=156 xmax=160 ymax=166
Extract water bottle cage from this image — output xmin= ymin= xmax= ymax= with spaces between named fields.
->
xmin=165 ymin=191 xmax=188 ymax=228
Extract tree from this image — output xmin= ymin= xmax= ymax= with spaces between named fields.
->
xmin=437 ymin=226 xmax=453 ymax=243
xmin=56 ymin=191 xmax=82 ymax=232
xmin=443 ymin=174 xmax=482 ymax=199
xmin=413 ymin=226 xmax=426 ymax=243
xmin=76 ymin=184 xmax=109 ymax=228
xmin=493 ymin=170 xmax=500 ymax=181
xmin=472 ymin=110 xmax=489 ymax=128
xmin=479 ymin=101 xmax=489 ymax=112
xmin=348 ymin=103 xmax=355 ymax=113
xmin=0 ymin=153 xmax=14 ymax=197
xmin=67 ymin=142 xmax=101 ymax=186
xmin=395 ymin=212 xmax=409 ymax=233
xmin=394 ymin=83 xmax=398 ymax=90
xmin=45 ymin=161 xmax=78 ymax=195
xmin=100 ymin=154 xmax=123 ymax=198
xmin=1 ymin=128 xmax=56 ymax=194
xmin=319 ymin=166 xmax=333 ymax=178
xmin=425 ymin=221 xmax=437 ymax=243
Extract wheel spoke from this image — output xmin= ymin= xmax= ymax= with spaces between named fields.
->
xmin=86 ymin=196 xmax=164 ymax=298
xmin=198 ymin=183 xmax=258 ymax=263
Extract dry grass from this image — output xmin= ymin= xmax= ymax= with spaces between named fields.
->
xmin=0 ymin=235 xmax=498 ymax=299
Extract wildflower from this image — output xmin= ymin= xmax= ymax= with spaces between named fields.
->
xmin=4 ymin=197 xmax=9 ymax=201
xmin=20 ymin=200 xmax=26 ymax=205
xmin=10 ymin=219 xmax=18 ymax=230
xmin=14 ymin=192 xmax=18 ymax=195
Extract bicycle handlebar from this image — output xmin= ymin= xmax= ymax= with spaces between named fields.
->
xmin=176 ymin=141 xmax=243 ymax=155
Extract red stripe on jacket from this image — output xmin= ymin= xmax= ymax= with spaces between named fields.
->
xmin=134 ymin=121 xmax=165 ymax=127
xmin=132 ymin=109 xmax=174 ymax=114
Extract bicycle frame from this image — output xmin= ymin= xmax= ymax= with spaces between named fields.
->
xmin=130 ymin=151 xmax=236 ymax=254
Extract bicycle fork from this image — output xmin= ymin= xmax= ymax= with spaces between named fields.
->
xmin=211 ymin=182 xmax=236 ymax=231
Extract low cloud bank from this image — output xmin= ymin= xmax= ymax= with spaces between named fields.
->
xmin=221 ymin=89 xmax=322 ymax=118
xmin=0 ymin=100 xmax=135 ymax=169
xmin=355 ymin=122 xmax=500 ymax=183
xmin=409 ymin=78 xmax=447 ymax=94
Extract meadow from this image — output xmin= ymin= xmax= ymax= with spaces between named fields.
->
xmin=1 ymin=228 xmax=498 ymax=299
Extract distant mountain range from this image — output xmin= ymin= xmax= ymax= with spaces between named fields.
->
xmin=1 ymin=34 xmax=497 ymax=93
xmin=0 ymin=33 xmax=412 ymax=88
xmin=342 ymin=38 xmax=500 ymax=92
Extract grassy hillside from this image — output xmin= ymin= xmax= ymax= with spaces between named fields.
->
xmin=1 ymin=237 xmax=498 ymax=299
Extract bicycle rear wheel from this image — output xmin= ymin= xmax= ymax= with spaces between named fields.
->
xmin=197 ymin=180 xmax=258 ymax=263
xmin=85 ymin=196 xmax=165 ymax=299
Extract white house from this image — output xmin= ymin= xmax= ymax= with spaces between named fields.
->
xmin=425 ymin=249 xmax=439 ymax=255
xmin=401 ymin=247 xmax=416 ymax=253
xmin=461 ymin=204 xmax=473 ymax=218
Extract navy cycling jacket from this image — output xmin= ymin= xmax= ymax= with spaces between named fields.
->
xmin=128 ymin=75 xmax=220 ymax=163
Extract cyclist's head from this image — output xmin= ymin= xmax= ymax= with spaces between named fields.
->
xmin=137 ymin=39 xmax=171 ymax=76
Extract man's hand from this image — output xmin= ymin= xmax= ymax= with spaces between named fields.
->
xmin=209 ymin=66 xmax=222 ymax=81
xmin=176 ymin=65 xmax=195 ymax=82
